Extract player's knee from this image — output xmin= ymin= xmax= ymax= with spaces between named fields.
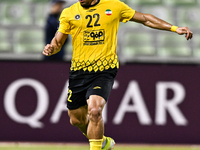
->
xmin=88 ymin=107 xmax=102 ymax=123
xmin=87 ymin=96 xmax=105 ymax=122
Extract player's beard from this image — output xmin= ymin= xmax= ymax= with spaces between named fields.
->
xmin=79 ymin=0 xmax=98 ymax=8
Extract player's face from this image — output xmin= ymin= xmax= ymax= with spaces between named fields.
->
xmin=79 ymin=0 xmax=96 ymax=7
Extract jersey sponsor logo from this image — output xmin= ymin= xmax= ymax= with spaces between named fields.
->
xmin=93 ymin=86 xmax=101 ymax=89
xmin=75 ymin=14 xmax=81 ymax=20
xmin=105 ymin=9 xmax=112 ymax=16
xmin=83 ymin=29 xmax=105 ymax=45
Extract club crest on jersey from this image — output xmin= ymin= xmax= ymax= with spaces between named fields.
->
xmin=75 ymin=14 xmax=81 ymax=20
xmin=105 ymin=9 xmax=112 ymax=16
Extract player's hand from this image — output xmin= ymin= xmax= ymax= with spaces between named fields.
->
xmin=43 ymin=44 xmax=55 ymax=56
xmin=176 ymin=27 xmax=193 ymax=40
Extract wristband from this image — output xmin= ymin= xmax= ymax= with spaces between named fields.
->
xmin=171 ymin=26 xmax=178 ymax=32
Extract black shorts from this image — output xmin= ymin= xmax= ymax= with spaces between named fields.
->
xmin=67 ymin=68 xmax=118 ymax=110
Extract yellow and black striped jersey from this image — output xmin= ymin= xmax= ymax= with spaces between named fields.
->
xmin=58 ymin=0 xmax=135 ymax=72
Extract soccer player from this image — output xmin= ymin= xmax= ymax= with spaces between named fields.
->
xmin=43 ymin=0 xmax=193 ymax=149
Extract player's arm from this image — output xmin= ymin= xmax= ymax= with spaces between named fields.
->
xmin=43 ymin=31 xmax=68 ymax=56
xmin=130 ymin=11 xmax=193 ymax=40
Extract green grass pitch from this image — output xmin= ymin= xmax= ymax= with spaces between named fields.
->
xmin=0 ymin=143 xmax=200 ymax=150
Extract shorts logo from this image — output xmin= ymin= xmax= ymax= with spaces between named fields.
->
xmin=105 ymin=9 xmax=112 ymax=16
xmin=75 ymin=14 xmax=81 ymax=20
xmin=93 ymin=86 xmax=101 ymax=89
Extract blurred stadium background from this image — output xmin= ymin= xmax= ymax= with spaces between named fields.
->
xmin=1 ymin=0 xmax=200 ymax=149
xmin=0 ymin=0 xmax=199 ymax=63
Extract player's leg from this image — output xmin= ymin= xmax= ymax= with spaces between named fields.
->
xmin=85 ymin=71 xmax=117 ymax=150
xmin=67 ymin=87 xmax=90 ymax=137
xmin=87 ymin=95 xmax=106 ymax=150
xmin=87 ymin=95 xmax=105 ymax=139
xmin=68 ymin=105 xmax=89 ymax=136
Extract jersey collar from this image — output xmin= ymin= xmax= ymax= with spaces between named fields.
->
xmin=81 ymin=0 xmax=100 ymax=8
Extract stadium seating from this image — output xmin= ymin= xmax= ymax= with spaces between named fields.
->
xmin=125 ymin=0 xmax=163 ymax=6
xmin=193 ymin=34 xmax=200 ymax=57
xmin=177 ymin=6 xmax=200 ymax=28
xmin=1 ymin=2 xmax=32 ymax=25
xmin=156 ymin=32 xmax=191 ymax=57
xmin=118 ymin=30 xmax=155 ymax=57
xmin=14 ymin=29 xmax=44 ymax=53
xmin=163 ymin=0 xmax=197 ymax=6
xmin=0 ymin=29 xmax=11 ymax=52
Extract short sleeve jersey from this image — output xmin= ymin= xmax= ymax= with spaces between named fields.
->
xmin=58 ymin=0 xmax=135 ymax=72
